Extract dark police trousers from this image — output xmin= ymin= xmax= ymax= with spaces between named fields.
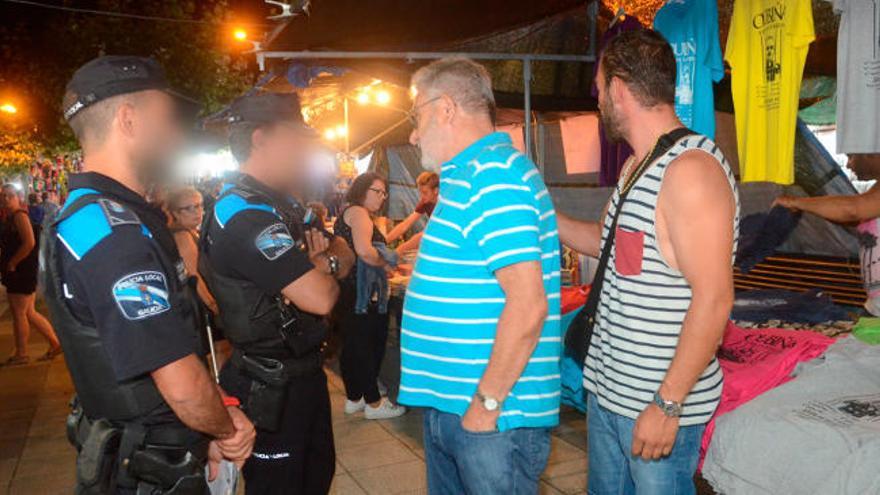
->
xmin=221 ymin=366 xmax=335 ymax=494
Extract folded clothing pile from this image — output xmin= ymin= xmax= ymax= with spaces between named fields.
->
xmin=703 ymin=337 xmax=880 ymax=494
xmin=731 ymin=289 xmax=852 ymax=325
xmin=700 ymin=322 xmax=836 ymax=467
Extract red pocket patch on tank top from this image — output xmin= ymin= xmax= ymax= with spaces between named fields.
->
xmin=614 ymin=228 xmax=644 ymax=276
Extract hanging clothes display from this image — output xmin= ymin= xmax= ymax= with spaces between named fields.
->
xmin=653 ymin=0 xmax=725 ymax=138
xmin=831 ymin=0 xmax=880 ymax=153
xmin=726 ymin=0 xmax=815 ymax=184
xmin=592 ymin=15 xmax=641 ymax=187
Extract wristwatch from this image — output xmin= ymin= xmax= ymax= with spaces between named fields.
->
xmin=475 ymin=390 xmax=503 ymax=412
xmin=653 ymin=391 xmax=683 ymax=418
xmin=326 ymin=255 xmax=339 ymax=276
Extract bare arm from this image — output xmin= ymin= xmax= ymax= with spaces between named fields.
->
xmin=347 ymin=207 xmax=387 ymax=267
xmin=151 ymin=354 xmax=234 ymax=438
xmin=461 ymin=261 xmax=549 ymax=431
xmin=630 ymin=151 xmax=735 ymax=461
xmin=175 ymin=232 xmax=218 ymax=314
xmin=658 ymin=152 xmax=735 ymax=403
xmin=556 ymin=210 xmax=604 ymax=258
xmin=8 ymin=212 xmax=35 ymax=270
xmin=774 ymin=183 xmax=880 ymax=224
xmin=385 ymin=211 xmax=422 ymax=243
xmin=396 ymin=232 xmax=423 ymax=255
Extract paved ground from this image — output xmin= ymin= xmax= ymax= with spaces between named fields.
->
xmin=0 ymin=300 xmax=719 ymax=494
xmin=0 ymin=300 xmax=590 ymax=494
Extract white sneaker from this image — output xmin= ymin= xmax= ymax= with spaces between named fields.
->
xmin=344 ymin=398 xmax=365 ymax=415
xmin=364 ymin=399 xmax=407 ymax=420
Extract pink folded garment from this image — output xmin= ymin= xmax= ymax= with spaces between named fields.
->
xmin=699 ymin=321 xmax=836 ymax=468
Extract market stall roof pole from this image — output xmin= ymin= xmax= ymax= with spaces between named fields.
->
xmin=257 ymin=51 xmax=595 ymax=161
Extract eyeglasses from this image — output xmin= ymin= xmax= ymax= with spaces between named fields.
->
xmin=407 ymin=96 xmax=443 ymax=127
xmin=176 ymin=203 xmax=203 ymax=214
xmin=369 ymin=187 xmax=388 ymax=199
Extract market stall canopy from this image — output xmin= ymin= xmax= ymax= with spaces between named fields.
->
xmin=261 ymin=0 xmax=599 ymax=110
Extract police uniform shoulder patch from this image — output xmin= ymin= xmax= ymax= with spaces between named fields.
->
xmin=112 ymin=271 xmax=171 ymax=320
xmin=255 ymin=223 xmax=295 ymax=260
xmin=98 ymin=198 xmax=141 ymax=227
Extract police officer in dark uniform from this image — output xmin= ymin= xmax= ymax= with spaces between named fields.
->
xmin=200 ymin=92 xmax=353 ymax=494
xmin=43 ymin=56 xmax=256 ymax=494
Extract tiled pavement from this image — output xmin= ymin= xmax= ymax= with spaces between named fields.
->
xmin=0 ymin=301 xmax=721 ymax=495
xmin=0 ymin=300 xmax=590 ymax=494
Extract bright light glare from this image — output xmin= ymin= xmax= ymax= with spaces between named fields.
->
xmin=375 ymin=90 xmax=391 ymax=105
xmin=335 ymin=124 xmax=348 ymax=137
xmin=324 ymin=128 xmax=337 ymax=140
xmin=0 ymin=103 xmax=17 ymax=114
xmin=233 ymin=29 xmax=248 ymax=41
xmin=10 ymin=182 xmax=22 ymax=191
xmin=356 ymin=92 xmax=370 ymax=105
xmin=355 ymin=151 xmax=373 ymax=175
xmin=180 ymin=150 xmax=238 ymax=178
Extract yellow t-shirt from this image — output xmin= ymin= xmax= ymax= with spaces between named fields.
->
xmin=726 ymin=0 xmax=815 ymax=184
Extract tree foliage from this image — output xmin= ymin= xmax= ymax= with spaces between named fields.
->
xmin=0 ymin=0 xmax=257 ymax=152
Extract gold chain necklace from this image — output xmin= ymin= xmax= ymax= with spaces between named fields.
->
xmin=619 ymin=135 xmax=663 ymax=196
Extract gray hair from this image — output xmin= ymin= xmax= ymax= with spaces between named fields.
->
xmin=411 ymin=57 xmax=496 ymax=123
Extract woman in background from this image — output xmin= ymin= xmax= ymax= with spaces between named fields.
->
xmin=334 ymin=172 xmax=406 ymax=420
xmin=0 ymin=185 xmax=60 ymax=365
xmin=166 ymin=186 xmax=218 ymax=315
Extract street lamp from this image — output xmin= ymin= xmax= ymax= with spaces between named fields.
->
xmin=0 ymin=103 xmax=17 ymax=115
xmin=232 ymin=28 xmax=261 ymax=51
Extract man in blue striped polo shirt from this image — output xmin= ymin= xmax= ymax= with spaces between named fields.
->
xmin=398 ymin=57 xmax=561 ymax=494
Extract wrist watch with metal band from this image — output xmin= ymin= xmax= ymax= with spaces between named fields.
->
xmin=475 ymin=390 xmax=502 ymax=412
xmin=326 ymin=254 xmax=339 ymax=276
xmin=653 ymin=391 xmax=683 ymax=418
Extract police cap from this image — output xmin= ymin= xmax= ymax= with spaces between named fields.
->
xmin=227 ymin=92 xmax=316 ymax=136
xmin=64 ymin=55 xmax=198 ymax=121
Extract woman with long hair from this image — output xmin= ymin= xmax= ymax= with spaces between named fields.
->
xmin=333 ymin=172 xmax=406 ymax=419
xmin=0 ymin=184 xmax=61 ymax=365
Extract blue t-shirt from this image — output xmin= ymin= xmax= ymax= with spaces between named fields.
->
xmin=397 ymin=132 xmax=562 ymax=431
xmin=654 ymin=0 xmax=724 ymax=138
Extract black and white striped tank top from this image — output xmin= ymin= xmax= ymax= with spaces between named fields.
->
xmin=583 ymin=134 xmax=740 ymax=426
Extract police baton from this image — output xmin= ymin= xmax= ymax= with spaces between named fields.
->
xmin=202 ymin=313 xmax=241 ymax=495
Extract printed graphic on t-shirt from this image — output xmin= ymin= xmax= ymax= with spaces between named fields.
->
xmin=857 ymin=220 xmax=880 ymax=312
xmin=717 ymin=332 xmax=798 ymax=363
xmin=793 ymin=393 xmax=880 ymax=429
xmin=866 ymin=0 xmax=880 ymax=87
xmin=670 ymin=38 xmax=697 ymax=126
xmin=754 ymin=4 xmax=786 ymax=109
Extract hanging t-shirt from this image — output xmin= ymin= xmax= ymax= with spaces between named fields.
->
xmin=831 ymin=0 xmax=880 ymax=153
xmin=654 ymin=0 xmax=725 ymax=138
xmin=857 ymin=218 xmax=880 ymax=315
xmin=726 ymin=0 xmax=815 ymax=184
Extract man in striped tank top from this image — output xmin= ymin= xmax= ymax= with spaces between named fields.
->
xmin=557 ymin=30 xmax=739 ymax=494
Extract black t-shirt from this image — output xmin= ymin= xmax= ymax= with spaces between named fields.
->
xmin=55 ymin=173 xmax=199 ymax=382
xmin=206 ymin=176 xmax=314 ymax=294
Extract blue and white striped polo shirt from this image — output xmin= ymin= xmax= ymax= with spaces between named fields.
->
xmin=398 ymin=132 xmax=562 ymax=431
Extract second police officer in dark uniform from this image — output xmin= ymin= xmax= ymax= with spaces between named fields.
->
xmin=200 ymin=92 xmax=354 ymax=494
xmin=42 ymin=56 xmax=256 ymax=494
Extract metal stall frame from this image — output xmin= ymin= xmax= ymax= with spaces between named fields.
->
xmin=254 ymin=2 xmax=598 ymax=161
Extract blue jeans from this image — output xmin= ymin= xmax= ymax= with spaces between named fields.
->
xmin=587 ymin=393 xmax=704 ymax=495
xmin=423 ymin=408 xmax=551 ymax=494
